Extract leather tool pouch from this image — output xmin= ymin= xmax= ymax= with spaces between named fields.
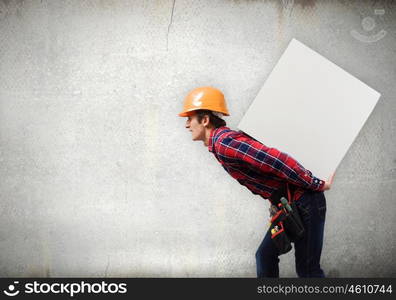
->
xmin=268 ymin=183 xmax=305 ymax=254
xmin=269 ymin=211 xmax=292 ymax=254
xmin=283 ymin=200 xmax=305 ymax=242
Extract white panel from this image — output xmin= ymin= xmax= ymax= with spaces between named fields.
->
xmin=238 ymin=39 xmax=380 ymax=180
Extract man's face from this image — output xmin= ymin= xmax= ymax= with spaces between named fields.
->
xmin=185 ymin=113 xmax=206 ymax=142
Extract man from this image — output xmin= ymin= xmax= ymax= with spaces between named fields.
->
xmin=179 ymin=86 xmax=334 ymax=278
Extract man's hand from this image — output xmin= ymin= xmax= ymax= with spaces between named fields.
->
xmin=322 ymin=173 xmax=335 ymax=191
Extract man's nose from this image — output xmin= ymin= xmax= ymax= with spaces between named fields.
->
xmin=185 ymin=121 xmax=190 ymax=128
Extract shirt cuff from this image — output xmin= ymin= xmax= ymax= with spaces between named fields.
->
xmin=312 ymin=177 xmax=325 ymax=191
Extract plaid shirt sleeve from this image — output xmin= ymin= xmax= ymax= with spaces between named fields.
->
xmin=216 ymin=133 xmax=325 ymax=191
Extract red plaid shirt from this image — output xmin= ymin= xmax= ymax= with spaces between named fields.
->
xmin=208 ymin=127 xmax=325 ymax=202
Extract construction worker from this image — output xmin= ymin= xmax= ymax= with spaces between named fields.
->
xmin=179 ymin=86 xmax=334 ymax=278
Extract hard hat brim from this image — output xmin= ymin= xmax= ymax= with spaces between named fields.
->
xmin=178 ymin=109 xmax=229 ymax=117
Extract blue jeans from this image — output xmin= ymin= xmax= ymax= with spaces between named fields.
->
xmin=255 ymin=190 xmax=327 ymax=277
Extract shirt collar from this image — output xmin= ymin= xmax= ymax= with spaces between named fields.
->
xmin=208 ymin=126 xmax=229 ymax=153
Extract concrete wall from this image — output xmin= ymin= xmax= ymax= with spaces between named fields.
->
xmin=0 ymin=0 xmax=395 ymax=277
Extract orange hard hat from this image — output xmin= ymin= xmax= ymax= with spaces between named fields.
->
xmin=178 ymin=86 xmax=230 ymax=117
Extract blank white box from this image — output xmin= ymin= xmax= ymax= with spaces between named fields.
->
xmin=238 ymin=39 xmax=380 ymax=180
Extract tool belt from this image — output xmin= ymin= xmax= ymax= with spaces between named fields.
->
xmin=268 ymin=183 xmax=305 ymax=255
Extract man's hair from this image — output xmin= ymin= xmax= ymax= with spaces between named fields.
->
xmin=195 ymin=110 xmax=227 ymax=128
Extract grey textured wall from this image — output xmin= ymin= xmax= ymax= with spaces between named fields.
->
xmin=0 ymin=0 xmax=395 ymax=277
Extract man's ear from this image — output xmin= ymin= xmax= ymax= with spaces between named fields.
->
xmin=202 ymin=115 xmax=210 ymax=127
